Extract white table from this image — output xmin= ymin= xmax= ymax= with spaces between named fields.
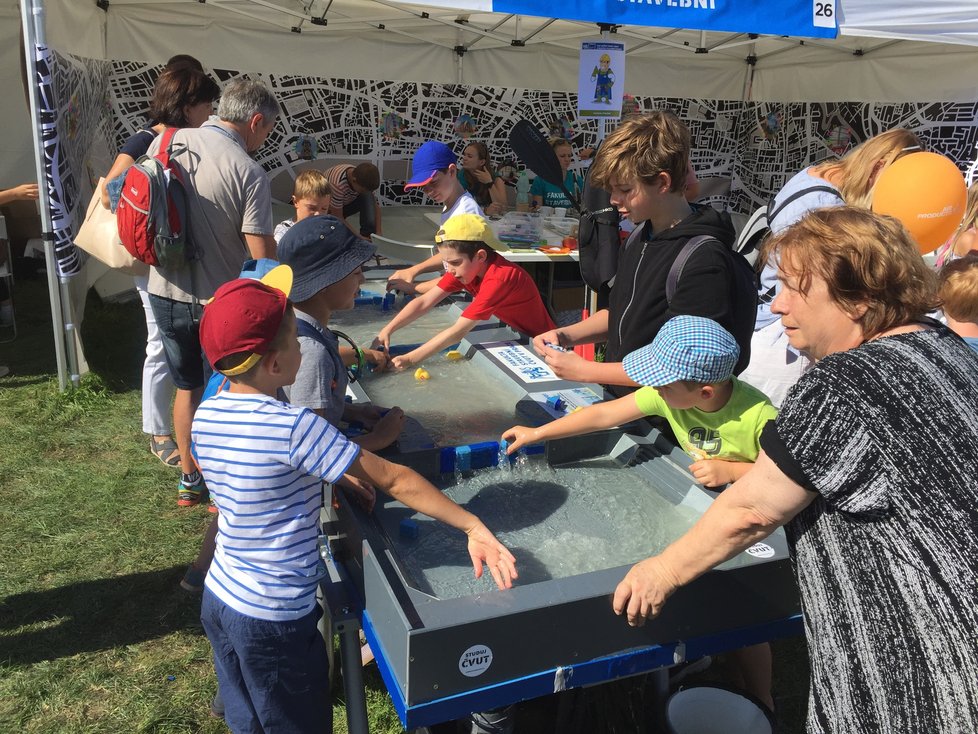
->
xmin=422 ymin=211 xmax=580 ymax=263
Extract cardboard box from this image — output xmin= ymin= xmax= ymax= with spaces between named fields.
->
xmin=551 ymin=284 xmax=586 ymax=312
xmin=0 ymin=200 xmax=42 ymax=257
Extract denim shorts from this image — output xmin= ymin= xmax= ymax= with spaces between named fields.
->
xmin=201 ymin=589 xmax=331 ymax=734
xmin=147 ymin=294 xmax=208 ymax=390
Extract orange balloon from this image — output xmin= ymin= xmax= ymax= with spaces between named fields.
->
xmin=871 ymin=152 xmax=967 ymax=254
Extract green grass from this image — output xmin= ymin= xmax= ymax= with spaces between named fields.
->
xmin=0 ymin=277 xmax=407 ymax=733
xmin=0 ymin=276 xmax=809 ymax=733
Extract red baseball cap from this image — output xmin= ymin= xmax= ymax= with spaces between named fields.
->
xmin=200 ymin=271 xmax=292 ymax=376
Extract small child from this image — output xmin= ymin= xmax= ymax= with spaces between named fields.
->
xmin=193 ymin=273 xmax=517 ymax=734
xmin=274 ymin=169 xmax=331 ymax=243
xmin=503 ymin=315 xmax=777 ymax=710
xmin=938 ymin=253 xmax=978 ymax=352
xmin=277 ymin=215 xmax=402 ymax=450
xmin=387 ymin=140 xmax=485 ymax=296
xmin=375 ymin=213 xmax=556 ymax=369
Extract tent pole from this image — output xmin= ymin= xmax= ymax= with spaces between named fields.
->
xmin=741 ymin=41 xmax=756 ymax=101
xmin=21 ymin=0 xmax=73 ymax=390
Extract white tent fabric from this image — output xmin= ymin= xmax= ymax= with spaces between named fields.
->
xmin=3 ymin=0 xmax=978 ymax=184
xmin=840 ymin=0 xmax=978 ymax=47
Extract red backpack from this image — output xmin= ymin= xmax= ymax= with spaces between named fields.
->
xmin=116 ymin=127 xmax=193 ymax=268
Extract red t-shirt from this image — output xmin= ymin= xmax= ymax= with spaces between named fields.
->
xmin=437 ymin=255 xmax=556 ymax=338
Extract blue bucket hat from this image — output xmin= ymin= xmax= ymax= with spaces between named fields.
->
xmin=622 ymin=315 xmax=739 ymax=387
xmin=277 ymin=215 xmax=376 ymax=302
xmin=404 ymin=141 xmax=457 ymax=188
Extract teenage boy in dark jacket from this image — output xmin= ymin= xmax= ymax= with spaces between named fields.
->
xmin=533 ymin=111 xmax=750 ymax=396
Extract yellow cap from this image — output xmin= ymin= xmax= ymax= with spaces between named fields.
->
xmin=435 ymin=213 xmax=509 ymax=252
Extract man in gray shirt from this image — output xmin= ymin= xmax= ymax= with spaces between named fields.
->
xmin=147 ymin=78 xmax=280 ymax=506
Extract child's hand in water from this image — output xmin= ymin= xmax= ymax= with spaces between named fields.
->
xmin=370 ymin=407 xmax=405 ymax=447
xmin=363 ymin=347 xmax=390 ymax=371
xmin=501 ymin=426 xmax=536 ymax=454
xmin=391 ymin=354 xmax=415 ymax=370
xmin=464 ymin=521 xmax=518 ymax=590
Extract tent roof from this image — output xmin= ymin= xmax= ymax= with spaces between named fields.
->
xmin=3 ymin=0 xmax=977 ymax=184
xmin=33 ymin=0 xmax=978 ymax=102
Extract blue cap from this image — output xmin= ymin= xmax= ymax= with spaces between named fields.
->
xmin=277 ymin=215 xmax=376 ymax=302
xmin=239 ymin=258 xmax=283 ymax=280
xmin=622 ymin=315 xmax=739 ymax=387
xmin=404 ymin=141 xmax=457 ymax=188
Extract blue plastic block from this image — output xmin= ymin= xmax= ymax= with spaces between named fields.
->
xmin=439 ymin=447 xmax=456 ymax=474
xmin=399 ymin=518 xmax=419 ymax=540
xmin=468 ymin=441 xmax=497 ymax=470
xmin=546 ymin=395 xmax=565 ymax=411
xmin=454 ymin=445 xmax=472 ymax=472
xmin=382 ymin=292 xmax=396 ymax=311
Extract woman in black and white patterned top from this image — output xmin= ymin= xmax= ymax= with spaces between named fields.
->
xmin=613 ymin=207 xmax=978 ymax=733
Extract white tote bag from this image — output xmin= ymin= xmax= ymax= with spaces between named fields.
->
xmin=73 ymin=179 xmax=148 ymax=276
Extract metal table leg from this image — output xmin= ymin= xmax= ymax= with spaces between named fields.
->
xmin=337 ymin=617 xmax=369 ymax=734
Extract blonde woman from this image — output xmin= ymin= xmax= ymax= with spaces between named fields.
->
xmin=739 ymin=128 xmax=921 ymax=406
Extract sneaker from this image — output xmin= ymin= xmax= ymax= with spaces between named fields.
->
xmin=209 ymin=690 xmax=225 ymax=719
xmin=207 ymin=496 xmax=219 ymax=514
xmin=180 ymin=564 xmax=206 ymax=593
xmin=177 ymin=478 xmax=206 ymax=507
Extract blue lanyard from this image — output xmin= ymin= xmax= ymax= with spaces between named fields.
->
xmin=205 ymin=123 xmax=244 ymax=149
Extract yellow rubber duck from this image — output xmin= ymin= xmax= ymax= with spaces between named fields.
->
xmin=445 ymin=350 xmax=463 ymax=361
xmin=414 ymin=367 xmax=431 ymax=381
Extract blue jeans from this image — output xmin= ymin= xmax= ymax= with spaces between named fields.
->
xmin=148 ymin=294 xmax=208 ymax=390
xmin=201 ymin=589 xmax=331 ymax=734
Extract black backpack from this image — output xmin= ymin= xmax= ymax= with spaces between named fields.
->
xmin=577 ymin=161 xmax=621 ymax=294
xmin=665 ymin=234 xmax=758 ymax=376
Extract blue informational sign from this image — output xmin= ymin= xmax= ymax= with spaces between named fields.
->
xmin=492 ymin=0 xmax=838 ymax=39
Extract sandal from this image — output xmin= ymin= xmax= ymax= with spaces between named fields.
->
xmin=151 ymin=436 xmax=181 ymax=467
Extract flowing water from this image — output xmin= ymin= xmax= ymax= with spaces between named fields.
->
xmin=383 ymin=457 xmax=704 ymax=600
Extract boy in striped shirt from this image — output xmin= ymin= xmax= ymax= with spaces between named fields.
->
xmin=193 ymin=268 xmax=517 ymax=733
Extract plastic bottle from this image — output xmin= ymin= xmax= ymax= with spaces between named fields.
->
xmin=515 ymin=170 xmax=530 ymax=212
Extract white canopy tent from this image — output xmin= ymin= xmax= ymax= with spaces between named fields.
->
xmin=3 ymin=0 xmax=977 ymax=389
xmin=3 ymin=0 xmax=978 ymax=184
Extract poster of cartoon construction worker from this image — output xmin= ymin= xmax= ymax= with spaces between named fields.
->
xmin=578 ymin=40 xmax=625 ymax=119
xmin=592 ymin=54 xmax=615 ymax=103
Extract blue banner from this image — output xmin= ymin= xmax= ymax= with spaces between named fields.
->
xmin=492 ymin=0 xmax=838 ymax=39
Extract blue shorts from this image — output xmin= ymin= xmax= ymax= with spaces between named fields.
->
xmin=148 ymin=294 xmax=208 ymax=390
xmin=201 ymin=589 xmax=331 ymax=734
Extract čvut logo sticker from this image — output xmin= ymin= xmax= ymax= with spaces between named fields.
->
xmin=745 ymin=542 xmax=775 ymax=559
xmin=458 ymin=644 xmax=493 ymax=677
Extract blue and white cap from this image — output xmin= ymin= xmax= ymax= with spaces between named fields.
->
xmin=622 ymin=315 xmax=739 ymax=387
